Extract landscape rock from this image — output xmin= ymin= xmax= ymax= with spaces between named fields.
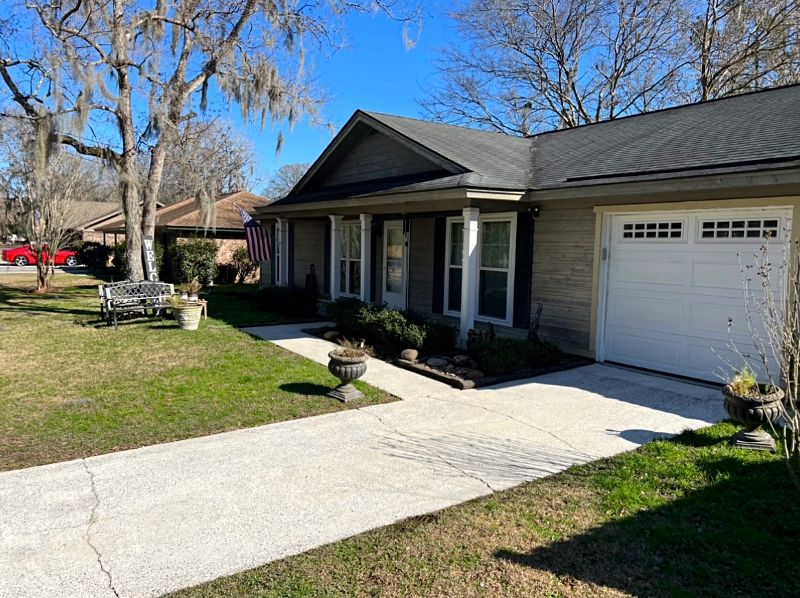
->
xmin=426 ymin=357 xmax=449 ymax=368
xmin=464 ymin=369 xmax=485 ymax=380
xmin=323 ymin=330 xmax=342 ymax=341
xmin=400 ymin=349 xmax=419 ymax=362
xmin=452 ymin=354 xmax=471 ymax=366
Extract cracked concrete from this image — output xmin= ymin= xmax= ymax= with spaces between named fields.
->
xmin=82 ymin=460 xmax=119 ymax=598
xmin=0 ymin=323 xmax=722 ymax=597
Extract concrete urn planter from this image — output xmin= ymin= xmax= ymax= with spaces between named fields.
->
xmin=723 ymin=384 xmax=785 ymax=451
xmin=327 ymin=349 xmax=368 ymax=402
xmin=174 ymin=304 xmax=203 ymax=331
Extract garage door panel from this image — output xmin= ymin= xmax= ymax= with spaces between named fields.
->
xmin=602 ymin=207 xmax=791 ymax=382
xmin=607 ymin=331 xmax=682 ymax=368
xmin=611 ymin=258 xmax=685 ymax=285
xmin=607 ymin=292 xmax=683 ymax=328
xmin=691 ymin=261 xmax=747 ymax=290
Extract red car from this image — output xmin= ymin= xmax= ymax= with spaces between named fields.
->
xmin=1 ymin=244 xmax=79 ymax=267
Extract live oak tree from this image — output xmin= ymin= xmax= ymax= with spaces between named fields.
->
xmin=423 ymin=0 xmax=800 ymax=134
xmin=0 ymin=0 xmax=418 ymax=279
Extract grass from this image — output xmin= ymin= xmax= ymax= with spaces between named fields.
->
xmin=0 ymin=274 xmax=393 ymax=472
xmin=173 ymin=423 xmax=800 ymax=598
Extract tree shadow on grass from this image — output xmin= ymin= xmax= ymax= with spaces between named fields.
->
xmin=280 ymin=382 xmax=332 ymax=397
xmin=494 ymin=456 xmax=800 ymax=597
xmin=0 ymin=284 xmax=99 ymax=317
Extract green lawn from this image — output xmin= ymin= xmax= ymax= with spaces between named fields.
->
xmin=174 ymin=423 xmax=800 ymax=598
xmin=0 ymin=274 xmax=392 ymax=472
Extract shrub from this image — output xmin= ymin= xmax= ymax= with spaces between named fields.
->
xmin=230 ymin=245 xmax=258 ymax=283
xmin=75 ymin=241 xmax=112 ymax=272
xmin=111 ymin=241 xmax=164 ymax=279
xmin=258 ymin=286 xmax=318 ymax=317
xmin=327 ymin=300 xmax=435 ymax=355
xmin=468 ymin=335 xmax=563 ymax=376
xmin=214 ymin=263 xmax=237 ymax=284
xmin=169 ymin=239 xmax=218 ymax=284
xmin=327 ymin=299 xmax=366 ymax=336
xmin=360 ymin=303 xmax=426 ymax=352
xmin=422 ymin=321 xmax=458 ymax=354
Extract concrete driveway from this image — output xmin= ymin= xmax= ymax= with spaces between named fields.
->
xmin=0 ymin=324 xmax=722 ymax=597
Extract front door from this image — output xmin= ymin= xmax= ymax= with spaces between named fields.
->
xmin=383 ymin=220 xmax=406 ymax=309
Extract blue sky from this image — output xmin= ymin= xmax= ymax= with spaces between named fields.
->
xmin=238 ymin=4 xmax=455 ymax=184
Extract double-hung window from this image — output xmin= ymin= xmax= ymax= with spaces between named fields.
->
xmin=445 ymin=213 xmax=516 ymax=324
xmin=339 ymin=222 xmax=361 ymax=297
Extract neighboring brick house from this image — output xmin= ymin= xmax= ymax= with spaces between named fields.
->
xmin=96 ymin=191 xmax=268 ymax=271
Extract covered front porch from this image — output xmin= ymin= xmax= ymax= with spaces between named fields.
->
xmin=260 ymin=192 xmax=535 ymax=344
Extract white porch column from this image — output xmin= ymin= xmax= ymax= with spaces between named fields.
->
xmin=277 ymin=218 xmax=290 ymax=286
xmin=360 ymin=213 xmax=372 ymax=302
xmin=459 ymin=206 xmax=480 ymax=345
xmin=329 ymin=215 xmax=343 ymax=299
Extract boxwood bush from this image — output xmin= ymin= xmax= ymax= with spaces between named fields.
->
xmin=468 ymin=335 xmax=562 ymax=376
xmin=169 ymin=239 xmax=218 ymax=284
xmin=327 ymin=300 xmax=457 ymax=356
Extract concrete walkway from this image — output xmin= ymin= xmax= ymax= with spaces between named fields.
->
xmin=0 ymin=324 xmax=722 ymax=598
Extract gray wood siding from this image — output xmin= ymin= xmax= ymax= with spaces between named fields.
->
xmin=323 ymin=132 xmax=438 ymax=187
xmin=531 ymin=207 xmax=596 ymax=355
xmin=408 ymin=218 xmax=435 ymax=314
xmin=292 ymin=220 xmax=326 ymax=289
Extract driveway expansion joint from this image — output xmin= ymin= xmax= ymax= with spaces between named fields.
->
xmin=82 ymin=459 xmax=120 ymax=598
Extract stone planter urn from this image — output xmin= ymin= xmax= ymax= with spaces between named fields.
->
xmin=723 ymin=384 xmax=785 ymax=451
xmin=327 ymin=349 xmax=368 ymax=402
xmin=173 ymin=304 xmax=204 ymax=331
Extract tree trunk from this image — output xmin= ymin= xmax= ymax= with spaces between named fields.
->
xmin=142 ymin=140 xmax=168 ymax=239
xmin=120 ymin=170 xmax=143 ymax=280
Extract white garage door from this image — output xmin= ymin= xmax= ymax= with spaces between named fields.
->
xmin=601 ymin=207 xmax=791 ymax=382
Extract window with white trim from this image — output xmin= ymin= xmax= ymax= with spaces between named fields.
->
xmin=339 ymin=222 xmax=361 ymax=296
xmin=622 ymin=221 xmax=683 ymax=240
xmin=445 ymin=213 xmax=516 ymax=324
xmin=699 ymin=218 xmax=780 ymax=240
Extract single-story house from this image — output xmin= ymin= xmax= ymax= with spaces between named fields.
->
xmin=97 ymin=190 xmax=267 ymax=264
xmin=80 ymin=201 xmax=166 ymax=244
xmin=255 ymin=84 xmax=800 ymax=382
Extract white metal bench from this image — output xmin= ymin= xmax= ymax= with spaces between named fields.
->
xmin=101 ymin=281 xmax=174 ymax=327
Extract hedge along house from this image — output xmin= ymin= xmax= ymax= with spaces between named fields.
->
xmin=255 ymin=85 xmax=800 ymax=383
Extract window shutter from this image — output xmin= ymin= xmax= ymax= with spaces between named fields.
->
xmin=288 ymin=222 xmax=295 ymax=287
xmin=270 ymin=223 xmax=277 ymax=286
xmin=323 ymin=220 xmax=331 ymax=296
xmin=513 ymin=214 xmax=534 ymax=328
xmin=432 ymin=217 xmax=446 ymax=314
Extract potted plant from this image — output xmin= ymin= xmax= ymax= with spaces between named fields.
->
xmin=168 ymin=294 xmax=204 ymax=331
xmin=723 ymin=367 xmax=785 ymax=451
xmin=180 ymin=279 xmax=202 ymax=303
xmin=327 ymin=338 xmax=369 ymax=402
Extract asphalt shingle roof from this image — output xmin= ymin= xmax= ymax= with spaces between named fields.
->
xmin=530 ymin=84 xmax=800 ymax=188
xmin=270 ymin=84 xmax=800 ymax=208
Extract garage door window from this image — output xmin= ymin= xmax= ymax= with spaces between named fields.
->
xmin=699 ymin=218 xmax=780 ymax=240
xmin=622 ymin=221 xmax=683 ymax=240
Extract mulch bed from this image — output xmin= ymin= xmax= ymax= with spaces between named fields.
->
xmin=303 ymin=325 xmax=593 ymax=390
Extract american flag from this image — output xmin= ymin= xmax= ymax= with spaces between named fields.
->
xmin=237 ymin=206 xmax=272 ymax=261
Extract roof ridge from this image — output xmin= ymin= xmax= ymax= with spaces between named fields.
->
xmin=362 ymin=110 xmax=530 ymax=142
